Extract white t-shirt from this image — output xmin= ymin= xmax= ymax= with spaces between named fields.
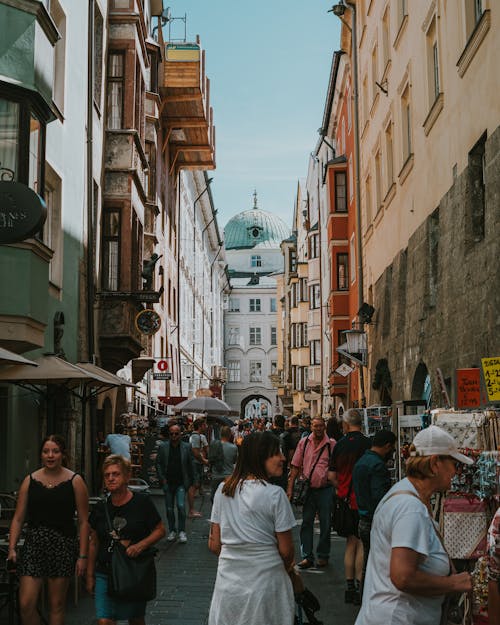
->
xmin=211 ymin=480 xmax=296 ymax=545
xmin=355 ymin=478 xmax=449 ymax=625
xmin=104 ymin=433 xmax=131 ymax=460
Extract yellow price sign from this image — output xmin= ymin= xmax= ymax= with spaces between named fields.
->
xmin=481 ymin=357 xmax=500 ymax=402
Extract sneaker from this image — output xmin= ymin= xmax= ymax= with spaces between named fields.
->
xmin=167 ymin=531 xmax=176 ymax=542
xmin=297 ymin=559 xmax=314 ymax=569
xmin=178 ymin=531 xmax=187 ymax=544
xmin=345 ymin=589 xmax=361 ymax=604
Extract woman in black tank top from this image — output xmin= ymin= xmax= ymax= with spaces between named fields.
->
xmin=8 ymin=434 xmax=89 ymax=625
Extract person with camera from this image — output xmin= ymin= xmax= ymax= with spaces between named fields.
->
xmin=286 ymin=417 xmax=335 ymax=569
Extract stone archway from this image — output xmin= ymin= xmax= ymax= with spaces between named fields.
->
xmin=411 ymin=362 xmax=432 ymax=406
xmin=240 ymin=394 xmax=273 ymax=420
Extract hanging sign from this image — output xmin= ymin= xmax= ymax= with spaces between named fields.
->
xmin=456 ymin=368 xmax=481 ymax=408
xmin=153 ymin=358 xmax=172 ymax=380
xmin=135 ymin=309 xmax=161 ymax=335
xmin=0 ymin=181 xmax=47 ymax=243
xmin=481 ymin=357 xmax=500 ymax=402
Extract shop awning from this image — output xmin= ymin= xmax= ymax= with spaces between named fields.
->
xmin=75 ymin=362 xmax=137 ymax=389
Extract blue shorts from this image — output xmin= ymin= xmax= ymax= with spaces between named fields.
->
xmin=95 ymin=572 xmax=146 ymax=620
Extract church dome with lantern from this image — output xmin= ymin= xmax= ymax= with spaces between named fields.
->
xmin=224 ymin=192 xmax=290 ymax=252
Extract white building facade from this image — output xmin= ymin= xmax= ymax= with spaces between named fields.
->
xmin=223 ymin=196 xmax=290 ymax=418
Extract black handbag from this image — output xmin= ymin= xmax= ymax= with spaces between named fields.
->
xmin=331 ymin=482 xmax=358 ymax=537
xmin=104 ymin=500 xmax=157 ymax=601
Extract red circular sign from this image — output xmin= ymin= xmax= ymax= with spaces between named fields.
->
xmin=157 ymin=359 xmax=169 ymax=371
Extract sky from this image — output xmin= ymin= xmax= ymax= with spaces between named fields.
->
xmin=165 ymin=1 xmax=341 ymax=230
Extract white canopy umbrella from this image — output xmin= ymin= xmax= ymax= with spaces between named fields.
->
xmin=0 ymin=347 xmax=38 ymax=367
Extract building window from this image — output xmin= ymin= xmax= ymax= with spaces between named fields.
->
xmin=347 ymin=85 xmax=352 ymax=131
xmin=228 ymin=297 xmax=240 ymax=312
xmin=385 ymin=122 xmax=394 ymax=190
xmin=107 ymin=53 xmax=124 ymax=129
xmin=251 ymin=254 xmax=262 ymax=268
xmin=227 ymin=360 xmax=240 ymax=382
xmin=371 ymin=43 xmax=378 ymax=104
xmin=28 ymin=113 xmax=42 ymax=193
xmin=309 ymin=284 xmax=320 ymax=309
xmin=337 ymin=253 xmax=349 ymax=290
xmin=310 ymin=339 xmax=321 ymax=366
xmin=309 ymin=234 xmax=319 ymax=259
xmin=398 ymin=0 xmax=408 ymax=28
xmin=350 ymin=235 xmax=356 ymax=284
xmin=426 ymin=17 xmax=440 ymax=108
xmin=375 ymin=148 xmax=382 ymax=211
xmin=382 ymin=8 xmax=390 ymax=73
xmin=362 ymin=74 xmax=369 ymax=127
xmin=401 ymin=85 xmax=412 ymax=163
xmin=271 ymin=360 xmax=278 ymax=375
xmin=289 ymin=249 xmax=297 ymax=273
xmin=465 ymin=0 xmax=484 ymax=38
xmin=335 ymin=171 xmax=347 ymax=212
xmin=102 ymin=208 xmax=120 ymax=290
xmin=271 ymin=326 xmax=277 ymax=346
xmin=249 ymin=361 xmax=263 ymax=382
xmin=0 ymin=99 xmax=20 ymax=181
xmin=93 ymin=2 xmax=104 ymax=109
xmin=44 ymin=164 xmax=63 ymax=287
xmin=270 ymin=297 xmax=277 ymax=312
xmin=227 ymin=327 xmax=240 ymax=346
xmin=365 ymin=175 xmax=372 ymax=225
xmin=299 ymin=278 xmax=308 ymax=302
xmin=348 ymin=155 xmax=354 ymax=200
xmin=147 ymin=50 xmax=159 ymax=93
xmin=50 ymin=0 xmax=66 ymax=114
xmin=144 ymin=141 xmax=156 ymax=201
xmin=249 ymin=327 xmax=262 ymax=345
xmin=249 ymin=298 xmax=261 ymax=312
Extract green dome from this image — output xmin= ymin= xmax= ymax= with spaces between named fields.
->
xmin=224 ymin=202 xmax=290 ymax=251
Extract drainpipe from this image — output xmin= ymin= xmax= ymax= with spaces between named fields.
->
xmin=86 ymin=0 xmax=95 ymax=362
xmin=176 ymin=171 xmax=182 ymax=397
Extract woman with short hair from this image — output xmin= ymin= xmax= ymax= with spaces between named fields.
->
xmin=8 ymin=435 xmax=89 ymax=625
xmin=86 ymin=455 xmax=165 ymax=625
xmin=208 ymin=432 xmax=296 ymax=625
xmin=355 ymin=425 xmax=473 ymax=625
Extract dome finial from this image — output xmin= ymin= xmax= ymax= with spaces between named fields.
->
xmin=253 ymin=189 xmax=258 ymax=209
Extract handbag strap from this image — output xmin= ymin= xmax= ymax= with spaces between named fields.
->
xmin=306 ymin=442 xmax=330 ymax=482
xmin=382 ymin=489 xmax=454 ymax=573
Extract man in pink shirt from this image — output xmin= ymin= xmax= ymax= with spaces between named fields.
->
xmin=287 ymin=416 xmax=336 ymax=568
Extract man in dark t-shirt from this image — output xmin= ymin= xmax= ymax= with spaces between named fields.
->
xmin=156 ymin=423 xmax=194 ymax=543
xmin=328 ymin=408 xmax=370 ymax=605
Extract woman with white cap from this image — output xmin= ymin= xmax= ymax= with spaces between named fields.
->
xmin=355 ymin=425 xmax=473 ymax=625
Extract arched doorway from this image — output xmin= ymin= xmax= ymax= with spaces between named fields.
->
xmin=372 ymin=358 xmax=393 ymax=406
xmin=240 ymin=394 xmax=273 ymax=420
xmin=411 ymin=362 xmax=432 ymax=407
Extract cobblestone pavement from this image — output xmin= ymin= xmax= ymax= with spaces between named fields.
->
xmin=1 ymin=489 xmax=360 ymax=625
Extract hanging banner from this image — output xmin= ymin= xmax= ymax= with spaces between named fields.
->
xmin=481 ymin=357 xmax=500 ymax=402
xmin=456 ymin=368 xmax=481 ymax=408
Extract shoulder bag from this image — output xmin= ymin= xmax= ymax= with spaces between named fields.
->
xmin=104 ymin=499 xmax=157 ymax=601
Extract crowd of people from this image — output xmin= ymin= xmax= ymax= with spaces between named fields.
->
xmin=4 ymin=412 xmax=500 ymax=625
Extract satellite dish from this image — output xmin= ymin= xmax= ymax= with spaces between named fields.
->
xmin=162 ymin=6 xmax=171 ymax=21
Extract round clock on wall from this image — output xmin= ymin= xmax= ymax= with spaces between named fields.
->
xmin=135 ymin=309 xmax=161 ymax=335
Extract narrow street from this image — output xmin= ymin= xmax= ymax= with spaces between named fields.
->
xmin=59 ymin=489 xmax=359 ymax=625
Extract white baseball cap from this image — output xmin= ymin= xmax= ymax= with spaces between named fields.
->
xmin=411 ymin=425 xmax=473 ymax=465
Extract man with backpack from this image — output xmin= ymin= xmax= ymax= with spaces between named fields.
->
xmin=208 ymin=425 xmax=238 ymax=501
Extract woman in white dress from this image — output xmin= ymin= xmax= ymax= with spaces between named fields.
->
xmin=208 ymin=431 xmax=296 ymax=625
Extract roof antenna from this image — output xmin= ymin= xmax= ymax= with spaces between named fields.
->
xmin=253 ymin=189 xmax=258 ymax=209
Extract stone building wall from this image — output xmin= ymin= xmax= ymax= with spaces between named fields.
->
xmin=368 ymin=125 xmax=500 ymax=407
